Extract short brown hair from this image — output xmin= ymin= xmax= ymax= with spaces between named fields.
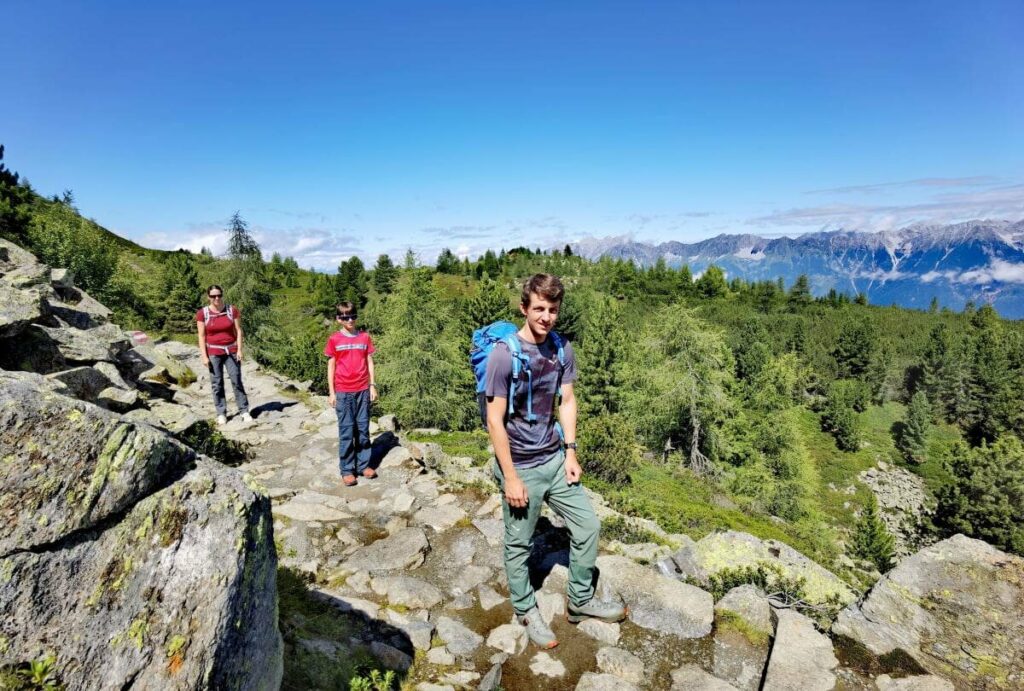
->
xmin=520 ymin=273 xmax=564 ymax=307
xmin=335 ymin=301 xmax=356 ymax=317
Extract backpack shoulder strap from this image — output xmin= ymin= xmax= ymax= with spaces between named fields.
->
xmin=226 ymin=305 xmax=236 ymax=322
xmin=202 ymin=306 xmax=211 ymax=325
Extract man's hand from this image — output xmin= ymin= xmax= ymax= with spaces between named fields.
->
xmin=328 ymin=393 xmax=336 ymax=407
xmin=504 ymin=474 xmax=529 ymax=508
xmin=565 ymin=452 xmax=583 ymax=484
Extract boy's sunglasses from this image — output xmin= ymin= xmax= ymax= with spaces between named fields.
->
xmin=337 ymin=314 xmax=357 ymax=321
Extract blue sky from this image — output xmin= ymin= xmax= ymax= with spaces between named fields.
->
xmin=4 ymin=0 xmax=1023 ymax=270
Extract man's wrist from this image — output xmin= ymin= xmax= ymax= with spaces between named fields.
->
xmin=563 ymin=441 xmax=578 ymax=451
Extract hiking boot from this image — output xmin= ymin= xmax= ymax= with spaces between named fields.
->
xmin=239 ymin=412 xmax=253 ymax=424
xmin=517 ymin=607 xmax=558 ymax=649
xmin=216 ymin=414 xmax=228 ymax=426
xmin=567 ymin=598 xmax=628 ymax=624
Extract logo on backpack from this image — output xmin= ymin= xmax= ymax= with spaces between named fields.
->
xmin=470 ymin=321 xmax=564 ymax=428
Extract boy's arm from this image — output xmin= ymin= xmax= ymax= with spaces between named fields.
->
xmin=559 ymin=382 xmax=582 ymax=483
xmin=367 ymin=355 xmax=377 ymax=402
xmin=487 ymin=396 xmax=528 ymax=508
xmin=327 ymin=357 xmax=336 ymax=406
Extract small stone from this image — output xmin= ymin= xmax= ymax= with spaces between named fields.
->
xmin=427 ymin=647 xmax=455 ymax=665
xmin=392 ymin=490 xmax=417 ymax=513
xmin=450 ymin=565 xmax=491 ymax=595
xmin=479 ymin=663 xmax=502 ymax=691
xmin=577 ymin=619 xmax=620 ymax=645
xmin=762 ymin=610 xmax=837 ymax=691
xmin=442 ymin=671 xmax=479 ymax=686
xmin=372 ymin=575 xmax=444 ymax=609
xmin=447 ymin=593 xmax=474 ymax=610
xmin=486 ymin=623 xmax=527 ymax=655
xmin=378 ymin=414 xmax=398 ymax=432
xmin=529 ymin=651 xmax=566 ymax=678
xmin=472 ymin=518 xmax=504 ymax=546
xmin=435 ymin=616 xmax=484 ymax=657
xmin=596 ymin=647 xmax=643 ymax=684
xmin=382 ymin=446 xmax=412 ymax=468
xmin=477 ymin=585 xmax=506 ymax=611
xmin=414 ymin=504 xmax=468 ymax=532
xmin=476 ymin=494 xmax=502 ymax=516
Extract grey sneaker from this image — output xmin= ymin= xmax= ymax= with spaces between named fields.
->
xmin=216 ymin=414 xmax=228 ymax=426
xmin=567 ymin=598 xmax=628 ymax=624
xmin=239 ymin=412 xmax=253 ymax=424
xmin=517 ymin=607 xmax=558 ymax=649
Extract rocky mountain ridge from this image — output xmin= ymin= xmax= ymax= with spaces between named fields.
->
xmin=2 ymin=238 xmax=1023 ymax=689
xmin=572 ymin=220 xmax=1024 ymax=318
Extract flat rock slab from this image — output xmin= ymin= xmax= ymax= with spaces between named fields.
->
xmin=472 ymin=517 xmax=504 ymax=545
xmin=576 ymin=672 xmax=639 ymax=691
xmin=273 ymin=498 xmax=350 ymax=522
xmin=435 ymin=616 xmax=484 ymax=657
xmin=832 ymin=534 xmax=1024 ymax=690
xmin=671 ymin=665 xmax=739 ymax=690
xmin=372 ymin=575 xmax=443 ymax=609
xmin=763 ymin=610 xmax=837 ymax=691
xmin=714 ymin=585 xmax=773 ymax=691
xmin=414 ymin=503 xmax=468 ymax=531
xmin=486 ymin=623 xmax=527 ymax=655
xmin=596 ymin=555 xmax=713 ymax=637
xmin=578 ymin=619 xmax=620 ymax=646
xmin=343 ymin=527 xmax=430 ymax=572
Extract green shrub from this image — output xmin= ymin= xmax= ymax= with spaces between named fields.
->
xmin=578 ymin=413 xmax=639 ymax=485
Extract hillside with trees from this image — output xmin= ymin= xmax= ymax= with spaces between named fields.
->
xmin=3 ymin=146 xmax=1023 ymax=586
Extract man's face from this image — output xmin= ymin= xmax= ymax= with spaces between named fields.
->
xmin=520 ymin=293 xmax=560 ymax=337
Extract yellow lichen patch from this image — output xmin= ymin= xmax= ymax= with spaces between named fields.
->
xmin=127 ymin=618 xmax=148 ymax=650
xmin=67 ymin=409 xmax=83 ymax=423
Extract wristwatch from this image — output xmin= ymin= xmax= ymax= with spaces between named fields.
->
xmin=564 ymin=442 xmax=578 ymax=451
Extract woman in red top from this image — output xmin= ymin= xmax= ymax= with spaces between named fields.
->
xmin=196 ymin=285 xmax=251 ymax=425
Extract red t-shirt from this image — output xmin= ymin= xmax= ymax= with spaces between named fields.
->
xmin=324 ymin=330 xmax=375 ymax=393
xmin=196 ymin=305 xmax=240 ymax=353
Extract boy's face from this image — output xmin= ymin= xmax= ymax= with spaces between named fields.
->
xmin=337 ymin=313 xmax=357 ymax=331
xmin=520 ymin=293 xmax=560 ymax=337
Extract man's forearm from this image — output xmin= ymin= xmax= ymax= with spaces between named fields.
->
xmin=559 ymin=397 xmax=578 ymax=444
xmin=487 ymin=411 xmax=517 ymax=479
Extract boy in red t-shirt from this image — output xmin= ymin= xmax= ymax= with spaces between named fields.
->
xmin=324 ymin=301 xmax=377 ymax=486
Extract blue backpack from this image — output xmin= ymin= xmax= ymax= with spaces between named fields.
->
xmin=470 ymin=321 xmax=565 ymax=428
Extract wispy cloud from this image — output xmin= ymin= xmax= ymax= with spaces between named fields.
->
xmin=922 ymin=259 xmax=1024 ymax=285
xmin=749 ymin=183 xmax=1024 ymax=231
xmin=807 ymin=176 xmax=1000 ymax=195
xmin=141 ymin=222 xmax=364 ymax=271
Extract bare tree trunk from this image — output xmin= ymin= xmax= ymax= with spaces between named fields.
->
xmin=688 ymin=404 xmax=713 ymax=477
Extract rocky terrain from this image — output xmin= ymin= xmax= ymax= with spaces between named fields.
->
xmin=3 ymin=236 xmax=1023 ymax=690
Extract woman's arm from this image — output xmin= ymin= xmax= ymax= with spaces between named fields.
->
xmin=197 ymin=321 xmax=209 ymax=366
xmin=234 ymin=309 xmax=244 ymax=362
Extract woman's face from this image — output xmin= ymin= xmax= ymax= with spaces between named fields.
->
xmin=208 ymin=289 xmax=224 ymax=308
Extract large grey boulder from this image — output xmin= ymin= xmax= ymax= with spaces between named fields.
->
xmin=832 ymin=534 xmax=1024 ymax=689
xmin=595 ymin=555 xmax=714 ymax=637
xmin=31 ymin=321 xmax=130 ymax=364
xmin=48 ymin=286 xmax=113 ymax=329
xmin=713 ymin=585 xmax=774 ymax=691
xmin=762 ymin=610 xmax=838 ymax=691
xmin=0 ymin=240 xmax=49 ymax=338
xmin=45 ymin=365 xmax=113 ymax=401
xmin=667 ymin=530 xmax=855 ymax=607
xmin=0 ymin=372 xmax=282 ymax=690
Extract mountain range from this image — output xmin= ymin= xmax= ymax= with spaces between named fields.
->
xmin=571 ymin=220 xmax=1024 ymax=319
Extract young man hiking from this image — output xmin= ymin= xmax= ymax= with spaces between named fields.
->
xmin=324 ymin=301 xmax=378 ymax=486
xmin=484 ymin=273 xmax=626 ymax=650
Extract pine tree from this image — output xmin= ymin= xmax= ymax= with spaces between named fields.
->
xmin=226 ymin=211 xmax=260 ymax=260
xmin=435 ymin=248 xmax=459 ymax=274
xmin=787 ymin=274 xmax=812 ymax=309
xmin=695 ymin=265 xmax=727 ymax=299
xmin=563 ymin=243 xmax=573 ymax=257
xmin=465 ymin=277 xmax=512 ymax=326
xmin=335 ymin=256 xmax=368 ymax=307
xmin=576 ymin=295 xmax=623 ymax=417
xmin=899 ymin=391 xmax=931 ymax=464
xmin=734 ymin=319 xmax=771 ymax=382
xmin=967 ymin=305 xmax=1014 ymax=443
xmin=308 ymin=273 xmax=338 ymax=319
xmin=935 ymin=437 xmax=1024 ymax=555
xmin=0 ymin=145 xmax=34 ymax=244
xmin=833 ymin=317 xmax=877 ymax=378
xmin=162 ymin=252 xmax=201 ymax=333
xmin=852 ymin=498 xmax=895 ymax=573
xmin=375 ymin=266 xmax=475 ymax=429
xmin=372 ymin=254 xmax=398 ymax=295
